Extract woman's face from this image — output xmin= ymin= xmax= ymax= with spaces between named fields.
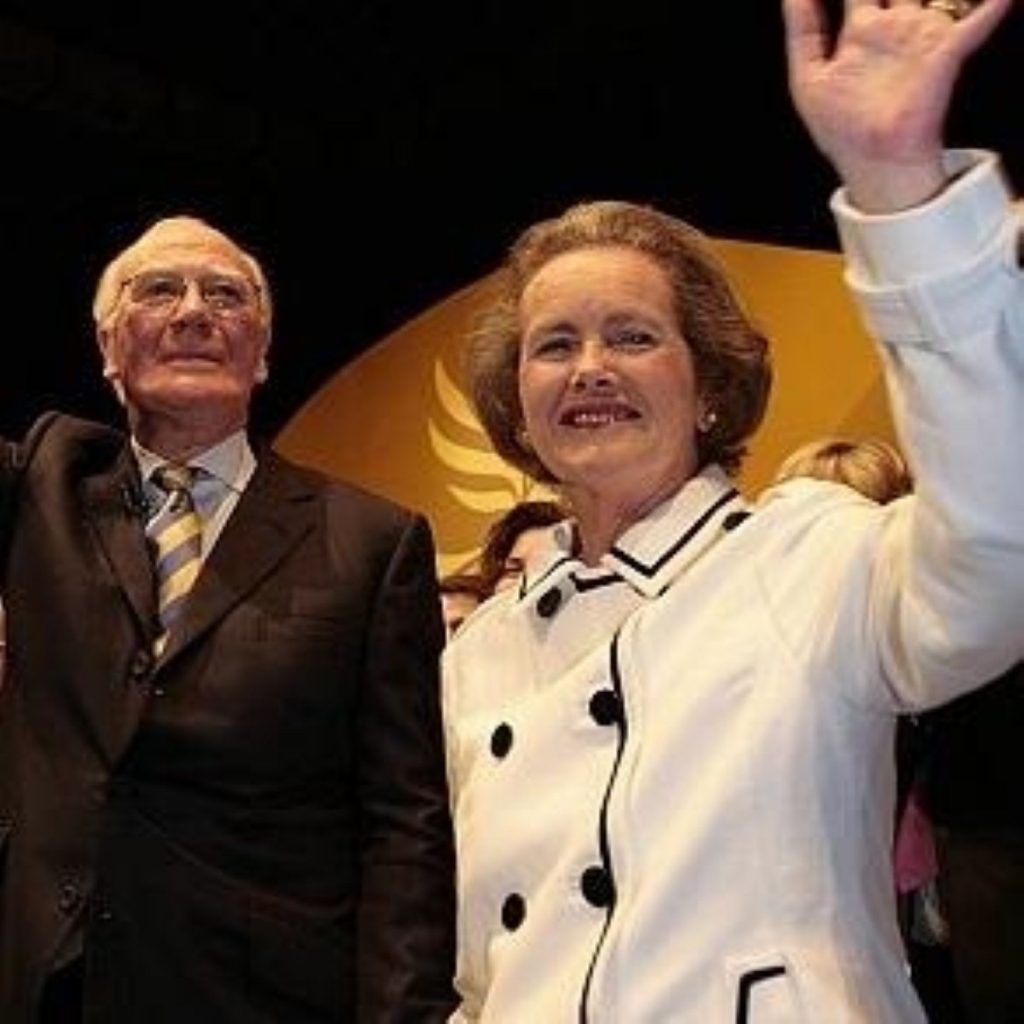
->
xmin=517 ymin=246 xmax=702 ymax=506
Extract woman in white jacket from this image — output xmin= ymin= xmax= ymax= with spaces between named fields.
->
xmin=442 ymin=0 xmax=1022 ymax=1020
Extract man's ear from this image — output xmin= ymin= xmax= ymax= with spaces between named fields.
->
xmin=96 ymin=328 xmax=126 ymax=405
xmin=96 ymin=327 xmax=113 ymax=368
xmin=254 ymin=339 xmax=270 ymax=383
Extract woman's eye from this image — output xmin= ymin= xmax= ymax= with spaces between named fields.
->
xmin=531 ymin=335 xmax=573 ymax=358
xmin=613 ymin=327 xmax=656 ymax=348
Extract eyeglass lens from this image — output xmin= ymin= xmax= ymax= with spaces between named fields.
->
xmin=128 ymin=271 xmax=256 ymax=312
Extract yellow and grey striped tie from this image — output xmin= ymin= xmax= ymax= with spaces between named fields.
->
xmin=148 ymin=464 xmax=202 ymax=653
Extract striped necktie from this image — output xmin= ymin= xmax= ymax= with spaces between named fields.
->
xmin=148 ymin=464 xmax=202 ymax=653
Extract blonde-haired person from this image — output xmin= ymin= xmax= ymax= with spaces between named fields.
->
xmin=773 ymin=436 xmax=913 ymax=504
xmin=442 ymin=1 xmax=1023 ymax=1020
xmin=0 ymin=215 xmax=456 ymax=1021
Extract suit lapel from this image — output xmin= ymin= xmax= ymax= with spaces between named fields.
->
xmin=157 ymin=452 xmax=317 ymax=664
xmin=81 ymin=446 xmax=157 ymax=638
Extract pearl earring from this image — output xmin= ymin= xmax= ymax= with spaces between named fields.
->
xmin=698 ymin=409 xmax=718 ymax=433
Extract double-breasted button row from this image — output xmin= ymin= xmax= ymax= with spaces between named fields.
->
xmin=499 ymin=865 xmax=615 ymax=932
xmin=490 ymin=688 xmax=620 ymax=763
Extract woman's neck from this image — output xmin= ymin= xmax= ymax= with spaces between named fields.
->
xmin=567 ymin=471 xmax=692 ymax=566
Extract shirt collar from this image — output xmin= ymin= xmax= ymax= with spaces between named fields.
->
xmin=133 ymin=429 xmax=256 ymax=498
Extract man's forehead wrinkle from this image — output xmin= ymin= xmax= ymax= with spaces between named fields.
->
xmin=123 ymin=238 xmax=248 ymax=281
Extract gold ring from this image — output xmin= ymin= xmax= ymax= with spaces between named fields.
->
xmin=924 ymin=0 xmax=973 ymax=19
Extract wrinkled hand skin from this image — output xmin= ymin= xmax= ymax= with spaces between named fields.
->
xmin=783 ymin=0 xmax=1013 ymax=212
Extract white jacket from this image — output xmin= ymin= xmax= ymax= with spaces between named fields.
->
xmin=443 ymin=153 xmax=1024 ymax=1023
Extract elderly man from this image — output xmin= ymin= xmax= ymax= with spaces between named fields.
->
xmin=0 ymin=216 xmax=457 ymax=1022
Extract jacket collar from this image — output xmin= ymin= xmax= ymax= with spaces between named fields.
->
xmin=518 ymin=465 xmax=748 ymax=605
xmin=155 ymin=448 xmax=318 ymax=664
xmin=81 ymin=444 xmax=156 ymax=635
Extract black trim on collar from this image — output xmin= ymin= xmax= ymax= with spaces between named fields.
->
xmin=610 ymin=488 xmax=740 ymax=578
xmin=519 ymin=554 xmax=575 ymax=599
xmin=570 ymin=573 xmax=623 ymax=593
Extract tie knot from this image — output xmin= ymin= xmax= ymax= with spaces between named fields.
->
xmin=152 ymin=463 xmax=197 ymax=496
xmin=151 ymin=464 xmax=200 ymax=515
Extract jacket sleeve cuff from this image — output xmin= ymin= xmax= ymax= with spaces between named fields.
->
xmin=830 ymin=150 xmax=1013 ymax=288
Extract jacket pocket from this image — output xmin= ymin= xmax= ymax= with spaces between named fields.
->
xmin=726 ymin=953 xmax=803 ymax=1024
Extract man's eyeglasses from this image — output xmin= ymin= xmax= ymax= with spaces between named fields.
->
xmin=123 ymin=270 xmax=260 ymax=314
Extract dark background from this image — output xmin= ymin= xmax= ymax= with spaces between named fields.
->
xmin=0 ymin=1 xmax=1019 ymax=440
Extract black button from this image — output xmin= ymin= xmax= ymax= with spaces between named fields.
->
xmin=128 ymin=649 xmax=154 ymax=683
xmin=490 ymin=723 xmax=513 ymax=758
xmin=536 ymin=588 xmax=563 ymax=618
xmin=722 ymin=510 xmax=750 ymax=532
xmin=501 ymin=893 xmax=526 ymax=931
xmin=580 ymin=865 xmax=614 ymax=908
xmin=588 ymin=689 xmax=622 ymax=726
xmin=56 ymin=881 xmax=83 ymax=916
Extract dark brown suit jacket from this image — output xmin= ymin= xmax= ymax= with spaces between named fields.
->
xmin=0 ymin=412 xmax=457 ymax=1022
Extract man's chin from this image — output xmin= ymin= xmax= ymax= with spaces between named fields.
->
xmin=128 ymin=378 xmax=250 ymax=417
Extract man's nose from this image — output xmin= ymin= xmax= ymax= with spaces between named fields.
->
xmin=171 ymin=279 xmax=213 ymax=324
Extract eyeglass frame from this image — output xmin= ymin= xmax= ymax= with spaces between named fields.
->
xmin=118 ymin=268 xmax=264 ymax=316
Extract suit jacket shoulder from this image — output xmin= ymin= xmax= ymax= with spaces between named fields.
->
xmin=2 ymin=411 xmax=125 ymax=470
xmin=258 ymin=445 xmax=428 ymax=539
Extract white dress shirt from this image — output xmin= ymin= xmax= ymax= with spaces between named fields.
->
xmin=134 ymin=430 xmax=257 ymax=564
